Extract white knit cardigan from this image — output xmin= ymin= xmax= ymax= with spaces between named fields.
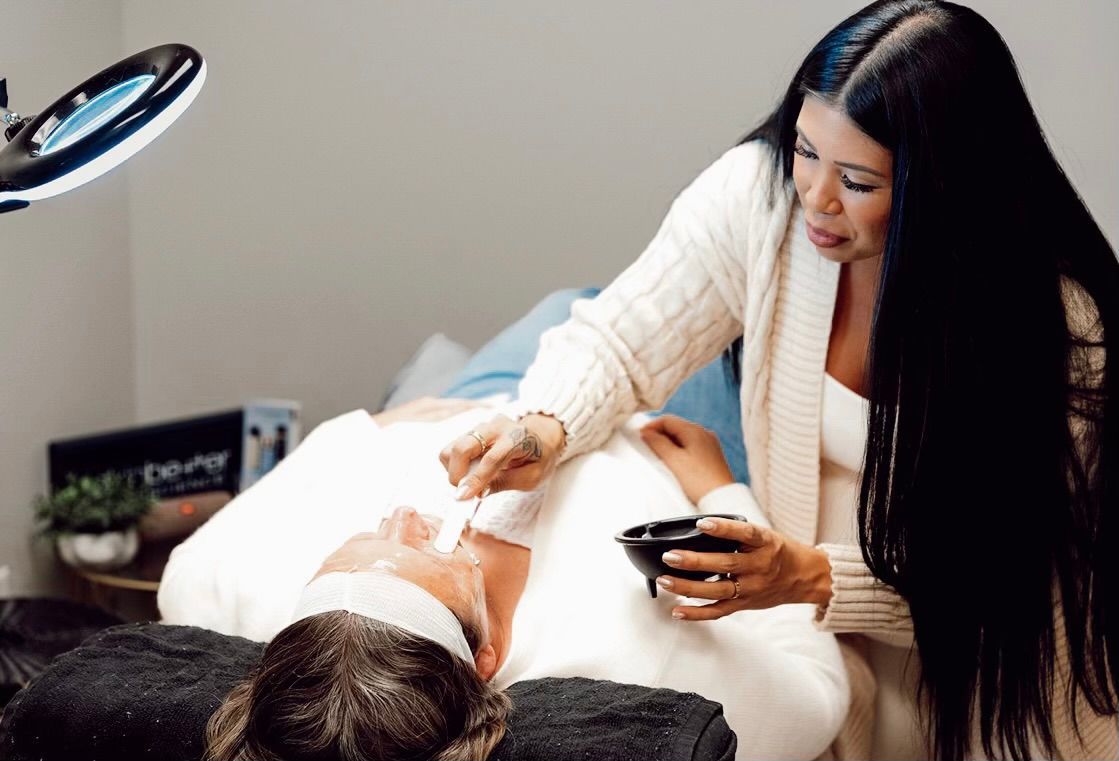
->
xmin=506 ymin=139 xmax=1117 ymax=760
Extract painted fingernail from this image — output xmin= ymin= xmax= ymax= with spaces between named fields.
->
xmin=696 ymin=519 xmax=716 ymax=530
xmin=662 ymin=552 xmax=682 ymax=565
xmin=455 ymin=483 xmax=473 ymax=500
xmin=671 ymin=610 xmax=685 ymax=619
xmin=656 ymin=577 xmax=673 ymax=590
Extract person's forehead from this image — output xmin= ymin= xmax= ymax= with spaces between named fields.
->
xmin=798 ymin=97 xmax=890 ymax=159
xmin=327 ymin=534 xmax=459 ymax=577
xmin=333 ymin=533 xmax=423 ymax=557
xmin=321 ymin=534 xmax=478 ymax=610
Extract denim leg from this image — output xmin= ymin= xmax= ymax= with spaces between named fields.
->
xmin=441 ymin=288 xmax=602 ymax=400
xmin=442 ymin=287 xmax=749 ymax=485
xmin=649 ymin=353 xmax=749 ymax=485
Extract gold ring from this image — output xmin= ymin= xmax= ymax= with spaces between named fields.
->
xmin=730 ymin=575 xmax=741 ymax=600
xmin=467 ymin=430 xmax=489 ymax=452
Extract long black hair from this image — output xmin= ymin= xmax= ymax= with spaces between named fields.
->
xmin=723 ymin=2 xmax=1117 ymax=758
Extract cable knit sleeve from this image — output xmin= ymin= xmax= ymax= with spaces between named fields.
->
xmin=812 ymin=543 xmax=913 ymax=643
xmin=1048 ymin=276 xmax=1119 ymax=759
xmin=504 ymin=142 xmax=771 ymax=462
xmin=1061 ymin=275 xmax=1106 ymax=482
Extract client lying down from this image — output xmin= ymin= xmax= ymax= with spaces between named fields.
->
xmin=158 ymin=397 xmax=849 ymax=761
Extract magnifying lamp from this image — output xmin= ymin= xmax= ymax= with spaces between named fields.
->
xmin=0 ymin=43 xmax=205 ymax=214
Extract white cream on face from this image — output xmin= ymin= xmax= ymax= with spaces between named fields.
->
xmin=311 ymin=507 xmax=490 ymax=641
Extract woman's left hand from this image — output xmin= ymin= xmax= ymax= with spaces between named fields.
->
xmin=657 ymin=516 xmax=834 ymax=620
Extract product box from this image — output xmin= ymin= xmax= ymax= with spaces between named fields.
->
xmin=48 ymin=399 xmax=302 ymax=499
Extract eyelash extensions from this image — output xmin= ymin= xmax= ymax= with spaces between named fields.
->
xmin=793 ymin=143 xmax=876 ymax=193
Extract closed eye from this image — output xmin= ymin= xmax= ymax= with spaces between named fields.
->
xmin=793 ymin=143 xmax=877 ymax=194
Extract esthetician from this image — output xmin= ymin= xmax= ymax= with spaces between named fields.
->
xmin=437 ymin=2 xmax=1118 ymax=759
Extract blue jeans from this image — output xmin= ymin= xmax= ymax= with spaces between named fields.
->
xmin=441 ymin=288 xmax=749 ymax=484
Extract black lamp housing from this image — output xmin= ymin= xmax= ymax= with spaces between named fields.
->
xmin=0 ymin=43 xmax=205 ymax=214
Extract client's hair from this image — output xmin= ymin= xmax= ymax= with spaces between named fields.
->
xmin=204 ymin=611 xmax=511 ymax=761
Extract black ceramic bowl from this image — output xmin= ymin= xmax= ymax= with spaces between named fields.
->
xmin=614 ymin=513 xmax=747 ymax=598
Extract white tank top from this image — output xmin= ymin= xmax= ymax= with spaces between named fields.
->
xmin=819 ymin=372 xmax=931 ymax=759
xmin=817 ymin=372 xmax=867 ymax=546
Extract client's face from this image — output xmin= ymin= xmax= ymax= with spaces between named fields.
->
xmin=213 ymin=509 xmax=509 ymax=761
xmin=312 ymin=505 xmax=488 ymax=635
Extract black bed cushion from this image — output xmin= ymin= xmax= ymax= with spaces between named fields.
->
xmin=0 ymin=622 xmax=734 ymax=761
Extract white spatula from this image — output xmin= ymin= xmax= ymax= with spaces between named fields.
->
xmin=433 ymin=460 xmax=485 ymax=554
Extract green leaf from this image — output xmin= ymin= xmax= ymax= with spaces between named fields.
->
xmin=31 ymin=471 xmax=156 ymax=538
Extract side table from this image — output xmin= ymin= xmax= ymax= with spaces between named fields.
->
xmin=66 ymin=537 xmax=180 ymax=622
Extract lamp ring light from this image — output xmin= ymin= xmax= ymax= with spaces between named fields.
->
xmin=0 ymin=43 xmax=205 ymax=214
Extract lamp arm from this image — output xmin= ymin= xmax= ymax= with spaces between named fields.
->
xmin=0 ymin=79 xmax=34 ymax=142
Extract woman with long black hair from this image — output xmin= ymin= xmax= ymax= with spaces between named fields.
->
xmin=438 ymin=1 xmax=1117 ymax=758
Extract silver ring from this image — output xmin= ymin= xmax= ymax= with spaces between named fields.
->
xmin=467 ymin=430 xmax=489 ymax=452
xmin=730 ymin=575 xmax=741 ymax=600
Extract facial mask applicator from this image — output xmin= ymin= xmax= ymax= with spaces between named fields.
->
xmin=433 ymin=495 xmax=481 ymax=554
xmin=433 ymin=459 xmax=486 ymax=554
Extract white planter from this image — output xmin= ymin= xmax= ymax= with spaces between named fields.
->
xmin=57 ymin=527 xmax=140 ymax=572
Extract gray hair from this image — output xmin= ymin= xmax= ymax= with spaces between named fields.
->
xmin=205 ymin=611 xmax=511 ymax=761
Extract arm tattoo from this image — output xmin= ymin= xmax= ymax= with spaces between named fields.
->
xmin=509 ymin=426 xmax=543 ymax=461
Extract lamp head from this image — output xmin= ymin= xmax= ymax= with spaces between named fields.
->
xmin=0 ymin=43 xmax=205 ymax=213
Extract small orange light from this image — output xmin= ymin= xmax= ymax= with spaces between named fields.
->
xmin=179 ymin=502 xmax=196 ymax=516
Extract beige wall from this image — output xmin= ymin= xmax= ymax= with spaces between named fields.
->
xmin=121 ymin=0 xmax=1118 ymax=434
xmin=0 ymin=1 xmax=132 ymax=595
xmin=0 ymin=2 xmax=1115 ymax=594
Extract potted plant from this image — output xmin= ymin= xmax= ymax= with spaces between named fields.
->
xmin=34 ymin=473 xmax=156 ymax=572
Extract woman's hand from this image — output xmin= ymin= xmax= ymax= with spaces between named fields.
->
xmin=657 ymin=516 xmax=834 ymax=620
xmin=639 ymin=415 xmax=735 ymax=503
xmin=439 ymin=413 xmax=567 ymax=499
xmin=371 ymin=396 xmax=484 ymax=427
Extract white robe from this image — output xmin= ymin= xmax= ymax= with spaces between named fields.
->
xmin=159 ymin=407 xmax=849 ymax=760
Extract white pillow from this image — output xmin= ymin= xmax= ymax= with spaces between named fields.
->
xmin=378 ymin=333 xmax=473 ymax=411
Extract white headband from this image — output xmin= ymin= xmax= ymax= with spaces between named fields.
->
xmin=291 ymin=571 xmax=475 ymax=664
